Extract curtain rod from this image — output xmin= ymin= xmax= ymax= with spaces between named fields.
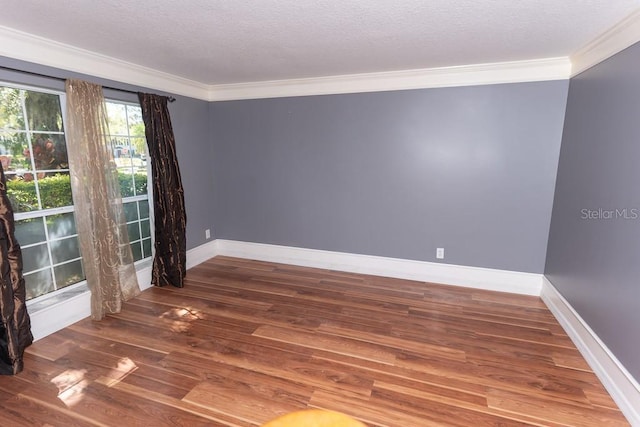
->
xmin=0 ymin=65 xmax=176 ymax=102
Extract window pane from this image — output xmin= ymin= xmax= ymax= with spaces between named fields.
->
xmin=50 ymin=237 xmax=80 ymax=264
xmin=0 ymin=131 xmax=29 ymax=172
xmin=127 ymin=222 xmax=140 ymax=242
xmin=39 ymin=172 xmax=73 ymax=209
xmin=142 ymin=238 xmax=152 ymax=259
xmin=112 ymin=136 xmax=133 ymax=165
xmin=7 ymin=174 xmax=39 ymax=213
xmin=0 ymin=88 xmax=25 ymax=130
xmin=47 ymin=213 xmax=77 ymax=239
xmin=139 ymin=199 xmax=149 ymax=219
xmin=140 ymin=219 xmax=150 ymax=239
xmin=131 ymin=241 xmax=142 ymax=262
xmin=131 ymin=137 xmax=146 ymax=159
xmin=22 ymin=243 xmax=50 ymax=273
xmin=25 ymin=269 xmax=54 ymax=300
xmin=15 ymin=218 xmax=46 ymax=246
xmin=127 ymin=106 xmax=144 ymax=136
xmin=24 ymin=91 xmax=63 ymax=132
xmin=123 ymin=202 xmax=138 ymax=222
xmin=118 ymin=169 xmax=134 ymax=197
xmin=31 ymin=133 xmax=68 ymax=171
xmin=54 ymin=260 xmax=84 ymax=288
xmin=134 ymin=172 xmax=147 ymax=196
xmin=106 ymin=103 xmax=127 ymax=135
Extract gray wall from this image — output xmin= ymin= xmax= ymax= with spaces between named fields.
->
xmin=211 ymin=81 xmax=568 ymax=273
xmin=0 ymin=56 xmax=212 ymax=250
xmin=545 ymin=43 xmax=640 ymax=381
xmin=166 ymin=95 xmax=214 ymax=249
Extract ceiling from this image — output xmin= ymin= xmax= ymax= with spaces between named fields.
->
xmin=1 ymin=0 xmax=639 ymax=85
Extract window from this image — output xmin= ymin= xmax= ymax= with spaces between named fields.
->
xmin=105 ymin=101 xmax=153 ymax=262
xmin=0 ymin=84 xmax=152 ymax=301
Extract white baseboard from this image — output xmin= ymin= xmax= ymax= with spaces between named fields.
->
xmin=214 ymin=239 xmax=542 ymax=295
xmin=28 ymin=287 xmax=92 ymax=341
xmin=186 ymin=239 xmax=219 ymax=269
xmin=541 ymin=276 xmax=640 ymax=425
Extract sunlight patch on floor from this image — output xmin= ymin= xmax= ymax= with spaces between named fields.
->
xmin=96 ymin=357 xmax=139 ymax=388
xmin=160 ymin=306 xmax=203 ymax=333
xmin=51 ymin=368 xmax=89 ymax=407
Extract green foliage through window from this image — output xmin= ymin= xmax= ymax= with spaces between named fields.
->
xmin=7 ymin=172 xmax=148 ymax=212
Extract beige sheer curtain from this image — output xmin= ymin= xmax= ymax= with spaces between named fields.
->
xmin=65 ymin=79 xmax=140 ymax=320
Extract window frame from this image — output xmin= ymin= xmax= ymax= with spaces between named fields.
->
xmin=1 ymin=81 xmax=154 ymax=303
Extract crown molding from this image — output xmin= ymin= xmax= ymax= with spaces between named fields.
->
xmin=571 ymin=8 xmax=640 ymax=77
xmin=0 ymin=24 xmax=572 ymax=102
xmin=5 ymin=7 xmax=640 ymax=102
xmin=0 ymin=25 xmax=210 ymax=100
xmin=207 ymin=57 xmax=571 ymax=101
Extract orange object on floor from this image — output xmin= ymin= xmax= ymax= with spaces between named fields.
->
xmin=262 ymin=409 xmax=367 ymax=427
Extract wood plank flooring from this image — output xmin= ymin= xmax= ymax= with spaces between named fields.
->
xmin=0 ymin=256 xmax=629 ymax=426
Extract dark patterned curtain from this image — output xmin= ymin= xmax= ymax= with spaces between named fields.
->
xmin=0 ymin=164 xmax=32 ymax=374
xmin=138 ymin=93 xmax=187 ymax=287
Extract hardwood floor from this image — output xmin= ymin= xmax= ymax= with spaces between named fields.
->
xmin=0 ymin=256 xmax=629 ymax=426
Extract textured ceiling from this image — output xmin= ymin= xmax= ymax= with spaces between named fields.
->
xmin=1 ymin=0 xmax=639 ymax=85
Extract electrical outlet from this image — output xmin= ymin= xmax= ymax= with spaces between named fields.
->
xmin=205 ymin=229 xmax=211 ymax=239
xmin=436 ymin=247 xmax=444 ymax=259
